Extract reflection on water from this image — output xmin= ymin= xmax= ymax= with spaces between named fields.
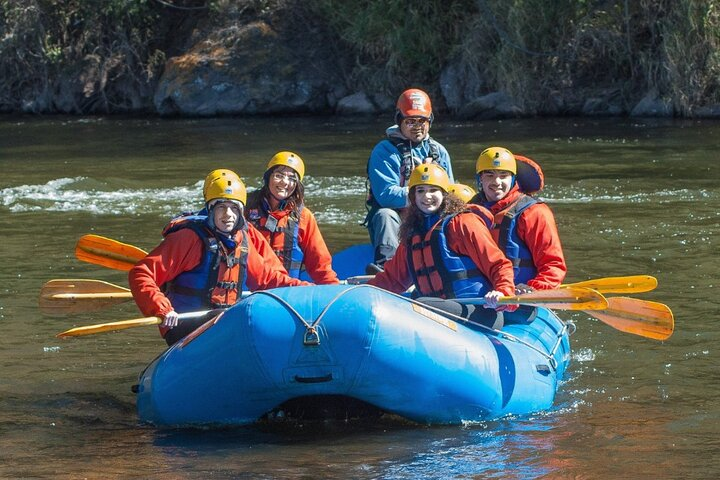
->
xmin=1 ymin=115 xmax=719 ymax=478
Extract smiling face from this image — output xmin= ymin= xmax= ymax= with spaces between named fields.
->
xmin=479 ymin=170 xmax=514 ymax=202
xmin=268 ymin=166 xmax=298 ymax=202
xmin=414 ymin=185 xmax=445 ymax=214
xmin=212 ymin=201 xmax=241 ymax=233
xmin=399 ymin=116 xmax=430 ymax=143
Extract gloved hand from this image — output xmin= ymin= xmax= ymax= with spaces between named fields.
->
xmin=161 ymin=310 xmax=179 ymax=328
xmin=515 ymin=283 xmax=535 ymax=295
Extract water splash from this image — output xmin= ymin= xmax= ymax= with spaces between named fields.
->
xmin=1 ymin=177 xmax=201 ymax=215
xmin=1 ymin=175 xmax=370 ymax=227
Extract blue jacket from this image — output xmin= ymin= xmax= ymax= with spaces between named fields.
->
xmin=367 ymin=125 xmax=453 ymax=209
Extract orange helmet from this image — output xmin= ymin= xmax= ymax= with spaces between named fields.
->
xmin=408 ymin=164 xmax=450 ymax=192
xmin=396 ymin=88 xmax=433 ymax=119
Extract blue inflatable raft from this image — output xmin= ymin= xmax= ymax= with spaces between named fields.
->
xmin=135 ymin=284 xmax=572 ymax=427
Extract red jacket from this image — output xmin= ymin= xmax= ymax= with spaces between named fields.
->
xmin=129 ymin=224 xmax=311 ymax=319
xmin=368 ymin=212 xmax=515 ymax=297
xmin=249 ymin=204 xmax=339 ymax=285
xmin=487 ymin=185 xmax=567 ymax=290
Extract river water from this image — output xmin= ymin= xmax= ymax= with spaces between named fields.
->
xmin=0 ymin=115 xmax=718 ymax=479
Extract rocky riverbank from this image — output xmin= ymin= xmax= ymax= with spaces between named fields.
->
xmin=4 ymin=1 xmax=720 ymax=119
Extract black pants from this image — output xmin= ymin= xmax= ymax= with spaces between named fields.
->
xmin=415 ymin=297 xmax=503 ymax=329
xmin=416 ymin=298 xmax=537 ymax=329
xmin=163 ymin=313 xmax=216 ymax=346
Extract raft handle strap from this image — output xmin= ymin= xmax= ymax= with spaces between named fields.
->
xmin=251 ymin=285 xmax=368 ymax=346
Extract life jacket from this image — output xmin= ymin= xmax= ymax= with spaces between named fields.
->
xmin=492 ymin=193 xmax=539 ymax=284
xmin=246 ymin=203 xmax=304 ymax=278
xmin=393 ymin=137 xmax=441 ymax=188
xmin=407 ymin=205 xmax=494 ymax=299
xmin=161 ymin=214 xmax=248 ymax=312
xmin=366 ymin=134 xmax=442 ymax=209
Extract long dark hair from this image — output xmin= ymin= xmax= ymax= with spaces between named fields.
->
xmin=399 ymin=189 xmax=466 ymax=242
xmin=245 ymin=166 xmax=305 ymax=213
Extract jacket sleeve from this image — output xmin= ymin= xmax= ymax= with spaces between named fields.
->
xmin=366 ymin=241 xmax=414 ymax=293
xmin=128 ymin=229 xmax=203 ymax=317
xmin=245 ymin=230 xmax=313 ymax=291
xmin=298 ymin=208 xmax=339 ymax=284
xmin=367 ymin=140 xmax=408 ymax=209
xmin=517 ymin=203 xmax=567 ymax=290
xmin=245 ymin=223 xmax=289 ymax=275
xmin=446 ymin=214 xmax=516 ymax=296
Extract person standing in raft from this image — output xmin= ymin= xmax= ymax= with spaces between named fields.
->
xmin=367 ymin=164 xmax=516 ymax=328
xmin=363 ymin=88 xmax=454 ymax=275
xmin=129 ymin=169 xmax=311 ymax=346
xmin=470 ymin=147 xmax=567 ymax=321
xmin=245 ymin=151 xmax=339 ymax=284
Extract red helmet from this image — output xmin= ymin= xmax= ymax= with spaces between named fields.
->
xmin=396 ymin=88 xmax=433 ymax=119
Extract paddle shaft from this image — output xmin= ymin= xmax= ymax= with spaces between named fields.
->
xmin=347 ymin=274 xmax=658 ymax=295
xmin=56 ymin=309 xmax=223 ymax=338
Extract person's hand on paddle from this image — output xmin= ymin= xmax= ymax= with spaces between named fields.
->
xmin=515 ymin=283 xmax=534 ymax=295
xmin=162 ymin=310 xmax=179 ymax=328
xmin=482 ymin=290 xmax=518 ymax=312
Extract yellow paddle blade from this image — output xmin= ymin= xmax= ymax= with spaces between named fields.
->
xmin=39 ymin=279 xmax=133 ymax=316
xmin=57 ymin=316 xmax=162 ymax=338
xmin=588 ymin=297 xmax=674 ymax=341
xmin=75 ymin=235 xmax=147 ymax=271
xmin=564 ymin=275 xmax=658 ymax=294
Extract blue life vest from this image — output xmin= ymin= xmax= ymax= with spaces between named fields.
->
xmin=407 ymin=206 xmax=493 ymax=299
xmin=161 ymin=215 xmax=248 ymax=312
xmin=495 ymin=194 xmax=539 ymax=284
xmin=393 ymin=137 xmax=441 ymax=188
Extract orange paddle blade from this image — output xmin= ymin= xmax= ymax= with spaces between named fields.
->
xmin=588 ymin=297 xmax=674 ymax=340
xmin=39 ymin=279 xmax=133 ymax=316
xmin=75 ymin=235 xmax=147 ymax=271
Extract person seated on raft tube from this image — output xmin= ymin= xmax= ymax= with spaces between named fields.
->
xmin=363 ymin=88 xmax=454 ymax=275
xmin=470 ymin=147 xmax=567 ymax=323
xmin=129 ymin=169 xmax=311 ymax=346
xmin=245 ymin=151 xmax=339 ymax=285
xmin=367 ymin=163 xmax=517 ymax=329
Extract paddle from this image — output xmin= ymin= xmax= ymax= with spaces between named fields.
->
xmin=588 ymin=296 xmax=674 ymax=341
xmin=75 ymin=234 xmax=147 ymax=271
xmin=56 ymin=309 xmax=221 ymax=338
xmin=347 ymin=274 xmax=658 ymax=295
xmin=566 ymin=275 xmax=657 ymax=294
xmin=39 ymin=278 xmax=252 ymax=316
xmin=455 ymin=286 xmax=608 ymax=311
xmin=39 ymin=279 xmax=133 ymax=316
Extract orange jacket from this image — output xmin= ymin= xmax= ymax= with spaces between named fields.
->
xmin=129 ymin=225 xmax=311 ymax=319
xmin=248 ymin=204 xmax=339 ymax=285
xmin=368 ymin=212 xmax=515 ymax=297
xmin=486 ymin=186 xmax=567 ymax=290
